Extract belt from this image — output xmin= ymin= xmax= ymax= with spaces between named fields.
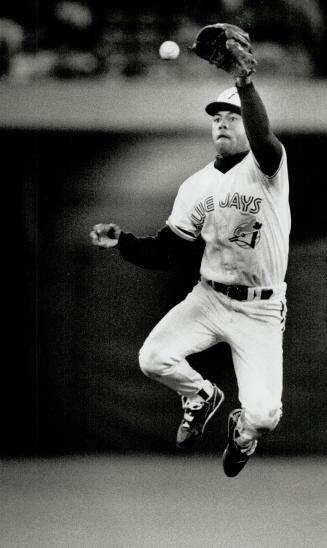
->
xmin=207 ymin=280 xmax=273 ymax=301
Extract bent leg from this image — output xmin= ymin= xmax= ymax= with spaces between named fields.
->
xmin=139 ymin=283 xmax=221 ymax=396
xmin=230 ymin=300 xmax=285 ymax=446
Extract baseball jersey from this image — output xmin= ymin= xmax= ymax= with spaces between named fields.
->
xmin=167 ymin=146 xmax=291 ymax=288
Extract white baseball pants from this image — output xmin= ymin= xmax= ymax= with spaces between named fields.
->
xmin=139 ymin=278 xmax=287 ymax=442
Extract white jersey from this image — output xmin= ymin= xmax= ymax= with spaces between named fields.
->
xmin=167 ymin=147 xmax=291 ymax=288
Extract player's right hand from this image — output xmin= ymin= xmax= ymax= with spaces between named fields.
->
xmin=90 ymin=223 xmax=121 ymax=248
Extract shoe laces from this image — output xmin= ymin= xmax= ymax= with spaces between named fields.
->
xmin=232 ymin=411 xmax=257 ymax=456
xmin=182 ymin=396 xmax=206 ymax=411
xmin=181 ymin=397 xmax=207 ymax=428
xmin=235 ymin=437 xmax=257 ymax=456
xmin=242 ymin=439 xmax=257 ymax=456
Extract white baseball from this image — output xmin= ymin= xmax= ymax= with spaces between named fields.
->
xmin=159 ymin=41 xmax=180 ymax=60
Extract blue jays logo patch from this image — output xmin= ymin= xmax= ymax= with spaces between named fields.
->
xmin=229 ymin=218 xmax=262 ymax=249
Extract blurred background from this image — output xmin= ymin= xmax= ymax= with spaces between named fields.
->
xmin=1 ymin=0 xmax=326 ymax=458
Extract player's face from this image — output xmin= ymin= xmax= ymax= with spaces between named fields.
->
xmin=211 ymin=111 xmax=250 ymax=157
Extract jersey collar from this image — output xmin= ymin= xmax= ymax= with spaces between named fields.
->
xmin=214 ymin=150 xmax=249 ymax=173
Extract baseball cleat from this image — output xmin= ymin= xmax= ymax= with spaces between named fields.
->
xmin=176 ymin=383 xmax=224 ymax=449
xmin=222 ymin=408 xmax=257 ymax=477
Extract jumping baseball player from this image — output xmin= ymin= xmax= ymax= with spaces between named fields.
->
xmin=90 ymin=24 xmax=291 ymax=477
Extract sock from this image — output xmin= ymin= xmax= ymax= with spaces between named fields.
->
xmin=201 ymin=380 xmax=214 ymax=399
xmin=188 ymin=380 xmax=214 ymax=405
xmin=234 ymin=425 xmax=257 ymax=454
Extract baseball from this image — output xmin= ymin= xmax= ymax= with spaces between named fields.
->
xmin=159 ymin=41 xmax=180 ymax=60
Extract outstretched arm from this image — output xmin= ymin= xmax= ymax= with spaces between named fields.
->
xmin=90 ymin=223 xmax=204 ymax=271
xmin=236 ymin=77 xmax=283 ymax=177
xmin=191 ymin=22 xmax=283 ymax=177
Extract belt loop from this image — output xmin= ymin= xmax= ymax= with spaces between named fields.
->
xmin=247 ymin=288 xmax=255 ymax=300
xmin=254 ymin=289 xmax=262 ymax=300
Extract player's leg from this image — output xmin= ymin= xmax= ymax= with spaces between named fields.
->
xmin=139 ymin=281 xmax=225 ymax=447
xmin=139 ymin=281 xmax=222 ymax=394
xmin=223 ymin=297 xmax=286 ymax=476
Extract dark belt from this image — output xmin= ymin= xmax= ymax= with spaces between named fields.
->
xmin=207 ymin=280 xmax=273 ymax=301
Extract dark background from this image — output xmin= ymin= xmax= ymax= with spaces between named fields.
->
xmin=3 ymin=128 xmax=326 ymax=457
xmin=1 ymin=0 xmax=326 ymax=460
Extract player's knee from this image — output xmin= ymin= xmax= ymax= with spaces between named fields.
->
xmin=139 ymin=341 xmax=167 ymax=379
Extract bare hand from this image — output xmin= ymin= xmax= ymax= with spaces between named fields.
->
xmin=90 ymin=223 xmax=121 ymax=248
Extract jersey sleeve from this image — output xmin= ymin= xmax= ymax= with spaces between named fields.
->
xmin=166 ymin=180 xmax=203 ymax=241
xmin=251 ymin=143 xmax=288 ymax=186
xmin=117 ymin=225 xmax=204 ymax=271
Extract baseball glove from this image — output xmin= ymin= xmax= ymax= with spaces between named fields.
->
xmin=190 ymin=23 xmax=257 ymax=79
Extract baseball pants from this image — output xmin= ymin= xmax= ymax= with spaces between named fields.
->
xmin=139 ymin=278 xmax=287 ymax=443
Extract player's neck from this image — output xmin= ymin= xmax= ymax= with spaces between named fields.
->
xmin=214 ymin=150 xmax=249 ymax=173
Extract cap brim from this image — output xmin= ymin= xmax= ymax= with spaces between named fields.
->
xmin=205 ymin=101 xmax=241 ymax=116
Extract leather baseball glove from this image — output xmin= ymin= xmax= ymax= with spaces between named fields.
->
xmin=190 ymin=23 xmax=257 ymax=79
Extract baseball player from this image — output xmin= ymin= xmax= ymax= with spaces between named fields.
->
xmin=90 ymin=24 xmax=291 ymax=477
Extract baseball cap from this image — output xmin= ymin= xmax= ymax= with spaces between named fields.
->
xmin=205 ymin=87 xmax=241 ymax=116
